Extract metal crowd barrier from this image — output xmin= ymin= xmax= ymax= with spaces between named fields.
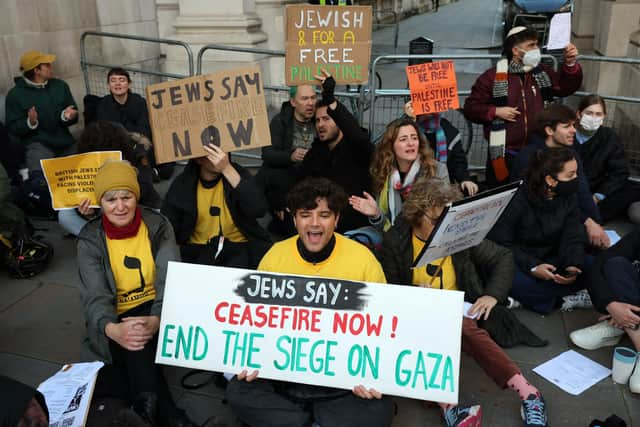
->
xmin=78 ymin=32 xmax=640 ymax=176
xmin=367 ymin=53 xmax=561 ymax=171
xmin=80 ymin=31 xmax=195 ymax=97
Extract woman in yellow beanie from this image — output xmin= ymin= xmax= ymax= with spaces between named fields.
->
xmin=77 ymin=160 xmax=195 ymax=426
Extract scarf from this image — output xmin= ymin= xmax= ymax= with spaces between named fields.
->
xmin=102 ymin=207 xmax=142 ymax=239
xmin=490 ymin=58 xmax=554 ymax=182
xmin=419 ymin=114 xmax=447 ymax=163
xmin=382 ymin=159 xmax=421 ymax=229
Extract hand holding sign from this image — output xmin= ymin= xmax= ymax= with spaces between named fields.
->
xmin=315 ymin=69 xmax=336 ymax=106
xmin=564 ymin=42 xmax=578 ymax=67
xmin=468 ymin=295 xmax=497 ymax=321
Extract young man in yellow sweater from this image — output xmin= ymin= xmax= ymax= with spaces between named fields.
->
xmin=225 ymin=177 xmax=394 ymax=427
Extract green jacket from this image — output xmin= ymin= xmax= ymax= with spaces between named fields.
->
xmin=77 ymin=208 xmax=179 ymax=362
xmin=5 ymin=77 xmax=78 ymax=148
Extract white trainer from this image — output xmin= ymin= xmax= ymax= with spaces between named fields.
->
xmin=631 ymin=359 xmax=640 ymax=393
xmin=569 ymin=320 xmax=625 ymax=350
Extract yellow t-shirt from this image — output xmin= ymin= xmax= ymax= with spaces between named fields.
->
xmin=411 ymin=233 xmax=457 ymax=290
xmin=190 ymin=179 xmax=247 ymax=244
xmin=258 ymin=233 xmax=386 ymax=284
xmin=106 ymin=221 xmax=157 ymax=314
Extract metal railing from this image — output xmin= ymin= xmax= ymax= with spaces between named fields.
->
xmin=366 ymin=53 xmax=561 ymax=171
xmin=80 ymin=31 xmax=195 ymax=96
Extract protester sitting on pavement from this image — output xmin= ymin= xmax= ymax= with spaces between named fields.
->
xmin=380 ymin=177 xmax=548 ymax=427
xmin=348 ymin=117 xmax=448 ymax=243
xmin=302 ymin=70 xmax=375 ymax=234
xmin=510 ymin=104 xmax=609 ymax=249
xmin=404 ymin=100 xmax=478 ymax=196
xmin=58 ymin=121 xmax=162 ymax=236
xmin=572 ymin=95 xmax=640 ymax=224
xmin=5 ymin=50 xmax=78 ymax=215
xmin=76 ymin=160 xmax=195 ymax=426
xmin=162 ymin=144 xmax=271 ymax=269
xmin=489 ymin=147 xmax=590 ymax=314
xmin=258 ymin=84 xmax=317 ymax=236
xmin=0 ymin=374 xmax=49 ymax=427
xmin=463 ymin=26 xmax=582 ymax=186
xmin=91 ymin=67 xmax=174 ymax=181
xmin=225 ymin=177 xmax=395 ymax=427
xmin=570 ymin=229 xmax=640 ymax=393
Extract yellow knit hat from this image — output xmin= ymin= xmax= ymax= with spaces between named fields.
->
xmin=20 ymin=50 xmax=56 ymax=72
xmin=94 ymin=160 xmax=140 ymax=201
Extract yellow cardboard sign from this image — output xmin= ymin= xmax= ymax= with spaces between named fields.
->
xmin=40 ymin=151 xmax=122 ymax=210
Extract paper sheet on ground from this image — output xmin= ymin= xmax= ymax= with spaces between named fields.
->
xmin=605 ymin=230 xmax=621 ymax=246
xmin=547 ymin=12 xmax=571 ymax=50
xmin=533 ymin=350 xmax=610 ymax=395
xmin=38 ymin=361 xmax=103 ymax=427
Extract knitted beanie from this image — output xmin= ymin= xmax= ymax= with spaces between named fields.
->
xmin=94 ymin=160 xmax=140 ymax=201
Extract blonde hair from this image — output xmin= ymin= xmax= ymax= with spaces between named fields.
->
xmin=370 ymin=118 xmax=438 ymax=194
xmin=402 ymin=177 xmax=462 ymax=228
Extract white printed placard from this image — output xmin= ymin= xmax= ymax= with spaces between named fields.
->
xmin=414 ymin=182 xmax=520 ymax=267
xmin=156 ymin=262 xmax=464 ymax=403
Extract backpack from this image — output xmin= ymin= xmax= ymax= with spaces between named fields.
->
xmin=1 ymin=232 xmax=53 ymax=279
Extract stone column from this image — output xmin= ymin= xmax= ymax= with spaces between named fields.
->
xmin=583 ymin=0 xmax=640 ymax=96
xmin=254 ymin=0 xmax=297 ymax=87
xmin=164 ymin=0 xmax=268 ymax=75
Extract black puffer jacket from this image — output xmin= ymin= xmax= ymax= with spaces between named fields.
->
xmin=302 ymin=102 xmax=374 ymax=232
xmin=575 ymin=126 xmax=629 ymax=197
xmin=488 ymin=187 xmax=587 ymax=272
xmin=262 ymin=101 xmax=297 ymax=168
xmin=161 ymin=161 xmax=272 ymax=268
xmin=380 ymin=218 xmax=514 ymax=303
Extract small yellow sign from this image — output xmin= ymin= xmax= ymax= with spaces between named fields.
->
xmin=40 ymin=151 xmax=122 ymax=210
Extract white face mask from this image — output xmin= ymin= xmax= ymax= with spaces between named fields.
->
xmin=522 ymin=48 xmax=541 ymax=68
xmin=580 ymin=114 xmax=604 ymax=132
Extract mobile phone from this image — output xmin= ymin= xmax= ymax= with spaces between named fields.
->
xmin=555 ymin=268 xmax=577 ymax=278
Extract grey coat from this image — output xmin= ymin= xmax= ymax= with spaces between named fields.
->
xmin=77 ymin=208 xmax=179 ymax=362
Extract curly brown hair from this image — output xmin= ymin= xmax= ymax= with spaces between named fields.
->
xmin=402 ymin=177 xmax=462 ymax=228
xmin=370 ymin=118 xmax=438 ymax=194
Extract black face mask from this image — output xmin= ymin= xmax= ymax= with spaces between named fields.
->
xmin=553 ymin=177 xmax=579 ymax=197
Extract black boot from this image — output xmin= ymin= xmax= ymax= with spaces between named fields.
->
xmin=166 ymin=408 xmax=199 ymax=427
xmin=132 ymin=392 xmax=158 ymax=426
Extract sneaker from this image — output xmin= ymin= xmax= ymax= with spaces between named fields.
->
xmin=570 ymin=320 xmax=625 ymax=350
xmin=560 ymin=289 xmax=593 ymax=311
xmin=631 ymin=359 xmax=640 ymax=394
xmin=521 ymin=394 xmax=547 ymax=426
xmin=443 ymin=404 xmax=482 ymax=427
xmin=507 ymin=297 xmax=522 ymax=309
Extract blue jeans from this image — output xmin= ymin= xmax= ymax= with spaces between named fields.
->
xmin=510 ymin=256 xmax=594 ymax=314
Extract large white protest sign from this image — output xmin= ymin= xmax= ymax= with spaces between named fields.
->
xmin=413 ymin=182 xmax=520 ymax=267
xmin=156 ymin=262 xmax=464 ymax=403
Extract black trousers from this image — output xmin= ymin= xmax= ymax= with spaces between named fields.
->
xmin=225 ymin=378 xmax=395 ymax=427
xmin=598 ymin=181 xmax=640 ymax=222
xmin=97 ymin=301 xmax=177 ymax=420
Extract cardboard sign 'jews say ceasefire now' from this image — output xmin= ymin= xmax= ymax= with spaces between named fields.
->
xmin=146 ymin=66 xmax=271 ymax=164
xmin=286 ymin=5 xmax=372 ymax=86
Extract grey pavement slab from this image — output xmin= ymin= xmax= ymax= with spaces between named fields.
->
xmin=0 ymin=276 xmax=40 ymax=312
xmin=0 ymin=282 xmax=85 ymax=363
xmin=0 ymin=352 xmax=60 ymax=388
